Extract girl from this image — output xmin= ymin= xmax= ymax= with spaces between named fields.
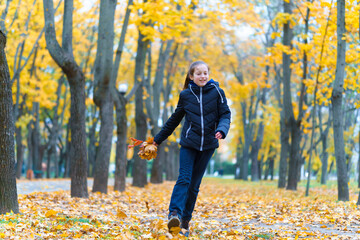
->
xmin=154 ymin=60 xmax=231 ymax=235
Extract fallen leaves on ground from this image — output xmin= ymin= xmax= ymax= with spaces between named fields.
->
xmin=1 ymin=179 xmax=360 ymax=239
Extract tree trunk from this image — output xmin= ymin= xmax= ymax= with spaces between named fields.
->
xmin=269 ymin=157 xmax=274 ymax=180
xmin=331 ymin=0 xmax=349 ymax=201
xmin=162 ymin=44 xmax=178 ymax=181
xmin=282 ymin=0 xmax=296 ymax=190
xmin=250 ymin=135 xmax=260 ymax=182
xmin=320 ymin=107 xmax=331 ymax=185
xmin=26 ymin=121 xmax=33 ymax=176
xmin=32 ymin=102 xmax=42 ymax=178
xmin=166 ymin=142 xmax=180 ymax=181
xmin=287 ymin=122 xmax=301 ymax=190
xmin=46 ymin=77 xmax=63 ymax=178
xmin=274 ymin=48 xmax=288 ymax=188
xmin=87 ymin=116 xmax=98 ymax=177
xmin=150 ymin=40 xmax=174 ymax=184
xmin=92 ymin=0 xmax=117 ymax=194
xmin=111 ymin=0 xmax=133 ymax=192
xmin=15 ymin=126 xmax=24 ymax=178
xmin=278 ymin=116 xmax=289 ymax=188
xmin=250 ymin=105 xmax=265 ymax=181
xmin=240 ymin=100 xmax=253 ymax=181
xmin=132 ymin=27 xmax=149 ymax=188
xmin=114 ymin=95 xmax=128 ymax=192
xmin=63 ymin=120 xmax=71 ymax=178
xmin=43 ymin=0 xmax=88 ymax=198
xmin=320 ymin=128 xmax=329 ymax=184
xmin=235 ymin=143 xmax=242 ymax=179
xmin=0 ymin=30 xmax=19 ymax=214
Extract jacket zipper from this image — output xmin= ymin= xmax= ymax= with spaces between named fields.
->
xmin=186 ymin=123 xmax=191 ymax=138
xmin=200 ymin=87 xmax=204 ymax=151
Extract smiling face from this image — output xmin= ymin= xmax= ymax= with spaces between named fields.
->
xmin=190 ymin=64 xmax=209 ymax=87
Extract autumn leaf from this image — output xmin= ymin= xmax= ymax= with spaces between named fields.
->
xmin=45 ymin=209 xmax=58 ymax=218
xmin=117 ymin=209 xmax=127 ymax=219
xmin=169 ymin=226 xmax=181 ymax=235
xmin=128 ymin=137 xmax=143 ymax=149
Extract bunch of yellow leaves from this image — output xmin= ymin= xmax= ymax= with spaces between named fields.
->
xmin=128 ymin=137 xmax=158 ymax=160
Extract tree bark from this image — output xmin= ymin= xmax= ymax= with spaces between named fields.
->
xmin=32 ymin=102 xmax=42 ymax=178
xmin=331 ymin=0 xmax=349 ymax=201
xmin=46 ymin=77 xmax=64 ymax=178
xmin=281 ymin=0 xmax=299 ymax=191
xmin=319 ymin=107 xmax=331 ymax=184
xmin=0 ymin=30 xmax=19 ymax=214
xmin=149 ymin=40 xmax=174 ymax=184
xmin=278 ymin=116 xmax=289 ymax=187
xmin=250 ymin=81 xmax=268 ymax=181
xmin=87 ymin=116 xmax=98 ymax=177
xmin=275 ymin=63 xmax=289 ymax=188
xmin=63 ymin=120 xmax=71 ymax=178
xmin=132 ymin=28 xmax=149 ymax=188
xmin=162 ymin=44 xmax=178 ymax=181
xmin=240 ymin=105 xmax=251 ymax=181
xmin=235 ymin=142 xmax=242 ymax=179
xmin=43 ymin=0 xmax=88 ymax=197
xmin=250 ymin=125 xmax=262 ymax=181
xmin=92 ymin=0 xmax=117 ymax=194
xmin=110 ymin=0 xmax=133 ymax=192
xmin=113 ymin=86 xmax=140 ymax=191
xmin=114 ymin=95 xmax=128 ymax=192
xmin=15 ymin=126 xmax=24 ymax=178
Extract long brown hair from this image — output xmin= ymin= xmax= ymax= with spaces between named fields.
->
xmin=183 ymin=61 xmax=210 ymax=90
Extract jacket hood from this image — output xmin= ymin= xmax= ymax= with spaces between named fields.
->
xmin=188 ymin=79 xmax=224 ymax=103
xmin=189 ymin=79 xmax=218 ymax=88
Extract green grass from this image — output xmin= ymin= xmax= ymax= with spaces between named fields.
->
xmin=250 ymin=233 xmax=274 ymax=239
xmin=0 ymin=219 xmax=19 ymax=224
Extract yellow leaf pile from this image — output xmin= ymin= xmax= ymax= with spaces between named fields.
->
xmin=1 ymin=179 xmax=360 ymax=239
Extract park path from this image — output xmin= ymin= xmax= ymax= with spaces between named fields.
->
xmin=16 ymin=178 xmax=131 ymax=194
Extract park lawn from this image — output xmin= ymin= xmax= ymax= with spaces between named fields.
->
xmin=1 ymin=178 xmax=360 ymax=239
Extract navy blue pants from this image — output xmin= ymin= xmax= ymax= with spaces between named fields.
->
xmin=168 ymin=147 xmax=215 ymax=221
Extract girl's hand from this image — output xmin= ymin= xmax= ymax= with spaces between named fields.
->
xmin=215 ymin=132 xmax=223 ymax=140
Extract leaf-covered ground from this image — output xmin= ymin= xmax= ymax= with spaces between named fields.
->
xmin=2 ymin=178 xmax=360 ymax=239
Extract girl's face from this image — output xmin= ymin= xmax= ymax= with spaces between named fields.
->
xmin=190 ymin=64 xmax=209 ymax=87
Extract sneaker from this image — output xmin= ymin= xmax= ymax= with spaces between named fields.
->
xmin=167 ymin=210 xmax=180 ymax=232
xmin=180 ymin=219 xmax=190 ymax=237
xmin=180 ymin=219 xmax=190 ymax=230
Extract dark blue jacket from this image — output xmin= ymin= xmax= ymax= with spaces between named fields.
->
xmin=154 ymin=79 xmax=231 ymax=151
